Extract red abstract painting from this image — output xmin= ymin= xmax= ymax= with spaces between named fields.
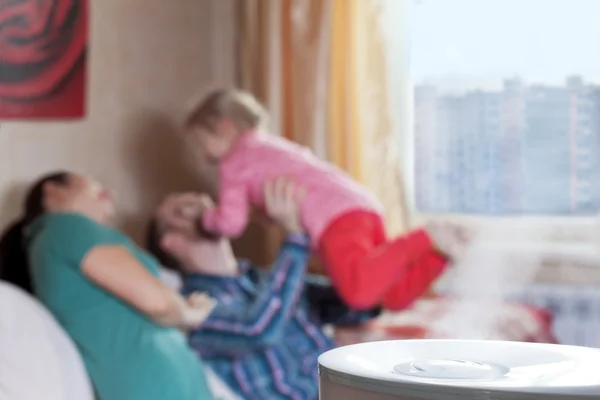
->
xmin=0 ymin=0 xmax=88 ymax=119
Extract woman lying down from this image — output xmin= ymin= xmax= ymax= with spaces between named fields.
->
xmin=0 ymin=171 xmax=217 ymax=400
xmin=147 ymin=179 xmax=378 ymax=400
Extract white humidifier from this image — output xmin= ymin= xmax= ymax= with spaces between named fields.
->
xmin=319 ymin=340 xmax=600 ymax=399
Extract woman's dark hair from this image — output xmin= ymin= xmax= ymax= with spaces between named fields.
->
xmin=0 ymin=171 xmax=70 ymax=293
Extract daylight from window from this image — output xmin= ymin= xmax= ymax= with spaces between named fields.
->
xmin=411 ymin=0 xmax=600 ymax=215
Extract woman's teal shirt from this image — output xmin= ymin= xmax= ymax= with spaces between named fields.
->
xmin=27 ymin=213 xmax=213 ymax=400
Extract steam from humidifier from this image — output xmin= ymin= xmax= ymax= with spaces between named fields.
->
xmin=431 ymin=220 xmax=600 ymax=339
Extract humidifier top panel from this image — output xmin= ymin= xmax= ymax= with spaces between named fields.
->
xmin=318 ymin=340 xmax=600 ymax=397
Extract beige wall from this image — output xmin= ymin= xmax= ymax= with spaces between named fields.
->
xmin=0 ymin=0 xmax=237 ymax=242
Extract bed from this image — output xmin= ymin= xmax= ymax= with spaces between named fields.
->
xmin=334 ymin=296 xmax=558 ymax=346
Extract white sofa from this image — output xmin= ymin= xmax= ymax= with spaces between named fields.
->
xmin=0 ymin=280 xmax=240 ymax=400
xmin=0 ymin=282 xmax=95 ymax=400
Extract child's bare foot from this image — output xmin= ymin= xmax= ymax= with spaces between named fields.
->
xmin=426 ymin=221 xmax=473 ymax=259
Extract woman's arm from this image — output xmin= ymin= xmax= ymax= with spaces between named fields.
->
xmin=82 ymin=246 xmax=211 ymax=328
xmin=41 ymin=214 xmax=211 ymax=329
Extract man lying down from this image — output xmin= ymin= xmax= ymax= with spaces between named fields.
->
xmin=147 ymin=180 xmax=378 ymax=400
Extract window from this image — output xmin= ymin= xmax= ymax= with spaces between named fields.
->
xmin=410 ymin=0 xmax=600 ymax=221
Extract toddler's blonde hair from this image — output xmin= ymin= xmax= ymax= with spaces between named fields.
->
xmin=185 ymin=89 xmax=268 ymax=132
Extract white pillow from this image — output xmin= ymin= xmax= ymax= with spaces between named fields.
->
xmin=204 ymin=366 xmax=242 ymax=400
xmin=0 ymin=282 xmax=95 ymax=400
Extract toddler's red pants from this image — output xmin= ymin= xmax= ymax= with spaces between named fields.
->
xmin=318 ymin=210 xmax=448 ymax=310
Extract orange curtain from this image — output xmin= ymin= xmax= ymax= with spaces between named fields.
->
xmin=238 ymin=0 xmax=331 ymax=159
xmin=327 ymin=0 xmax=362 ymax=181
xmin=238 ymin=0 xmax=272 ymax=103
xmin=326 ymin=0 xmax=408 ymax=235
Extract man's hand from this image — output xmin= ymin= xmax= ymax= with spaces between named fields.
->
xmin=264 ymin=177 xmax=306 ymax=234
